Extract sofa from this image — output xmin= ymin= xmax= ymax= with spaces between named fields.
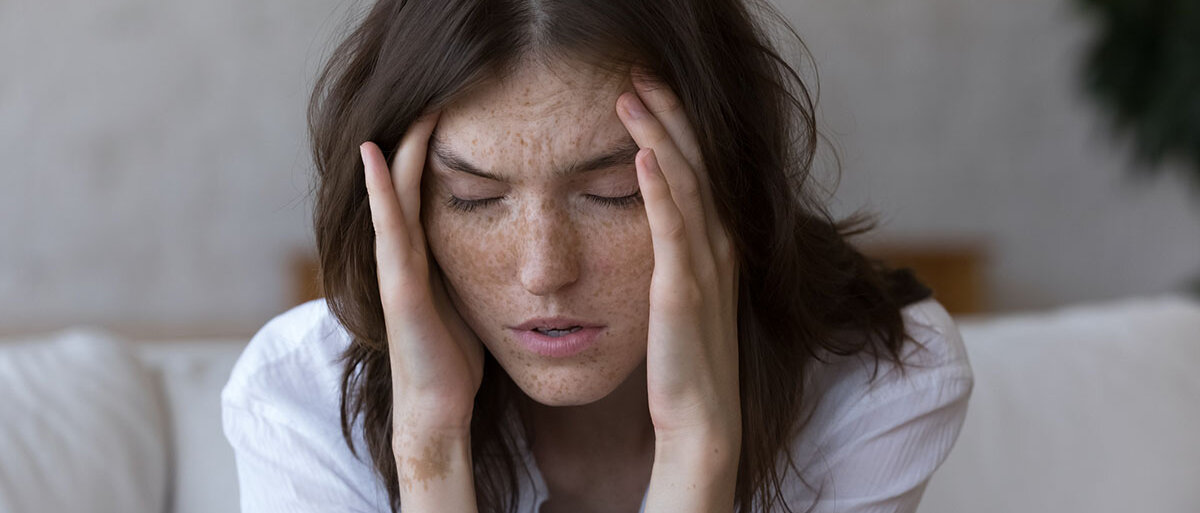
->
xmin=1 ymin=293 xmax=1197 ymax=513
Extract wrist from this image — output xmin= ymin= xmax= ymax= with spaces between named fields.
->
xmin=655 ymin=419 xmax=741 ymax=454
xmin=654 ymin=430 xmax=741 ymax=469
xmin=392 ymin=423 xmax=472 ymax=455
xmin=644 ymin=431 xmax=740 ymax=512
xmin=391 ymin=399 xmax=473 ymax=441
xmin=389 ymin=426 xmax=478 ymax=510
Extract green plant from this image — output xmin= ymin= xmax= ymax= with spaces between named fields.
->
xmin=1076 ymin=0 xmax=1200 ymax=193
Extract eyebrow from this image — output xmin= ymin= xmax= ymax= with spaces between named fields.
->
xmin=428 ymin=134 xmax=640 ymax=182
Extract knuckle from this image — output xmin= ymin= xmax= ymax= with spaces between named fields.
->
xmin=682 ymin=144 xmax=704 ymax=170
xmin=713 ymin=235 xmax=735 ymax=267
xmin=696 ymin=257 xmax=719 ymax=288
xmin=658 ymin=276 xmax=703 ymax=312
xmin=680 ymin=278 xmax=704 ymax=308
xmin=648 ymin=130 xmax=673 ymax=150
xmin=676 ymin=177 xmax=700 ymax=203
xmin=646 ymin=86 xmax=682 ymax=114
xmin=662 ymin=216 xmax=688 ymax=243
xmin=371 ymin=215 xmax=397 ymax=239
xmin=382 ymin=266 xmax=428 ymax=312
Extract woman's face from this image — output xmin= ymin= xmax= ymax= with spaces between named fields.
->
xmin=420 ymin=59 xmax=653 ymax=406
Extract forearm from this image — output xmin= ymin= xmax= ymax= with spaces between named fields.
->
xmin=391 ymin=426 xmax=478 ymax=513
xmin=643 ymin=434 xmax=740 ymax=513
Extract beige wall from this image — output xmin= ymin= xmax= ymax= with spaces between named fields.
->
xmin=1 ymin=0 xmax=1196 ymax=337
xmin=777 ymin=0 xmax=1199 ymax=311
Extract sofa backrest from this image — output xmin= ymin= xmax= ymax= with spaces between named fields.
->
xmin=921 ymin=293 xmax=1200 ymax=513
xmin=5 ymin=292 xmax=1196 ymax=513
xmin=137 ymin=340 xmax=246 ymax=513
xmin=0 ymin=329 xmax=169 ymax=513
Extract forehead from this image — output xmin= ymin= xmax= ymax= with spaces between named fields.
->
xmin=434 ymin=58 xmax=634 ymax=154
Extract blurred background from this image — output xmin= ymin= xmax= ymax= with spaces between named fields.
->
xmin=2 ymin=1 xmax=1199 ymax=513
xmin=1 ymin=0 xmax=1198 ymax=339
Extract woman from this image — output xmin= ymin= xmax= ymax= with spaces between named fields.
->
xmin=221 ymin=0 xmax=974 ymax=512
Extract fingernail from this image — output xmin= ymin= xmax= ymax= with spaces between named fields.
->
xmin=359 ymin=143 xmax=370 ymax=174
xmin=622 ymin=94 xmax=646 ymax=119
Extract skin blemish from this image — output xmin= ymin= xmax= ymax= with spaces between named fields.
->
xmin=397 ymin=442 xmax=451 ymax=492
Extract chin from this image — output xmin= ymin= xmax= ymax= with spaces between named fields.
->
xmin=510 ymin=364 xmax=622 ymax=406
xmin=490 ymin=342 xmax=641 ymax=406
xmin=482 ymin=328 xmax=648 ymax=407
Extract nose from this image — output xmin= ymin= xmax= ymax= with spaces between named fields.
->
xmin=517 ymin=204 xmax=580 ymax=296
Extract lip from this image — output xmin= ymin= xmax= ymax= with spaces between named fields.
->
xmin=511 ymin=326 xmax=604 ymax=358
xmin=511 ymin=316 xmax=603 ymax=331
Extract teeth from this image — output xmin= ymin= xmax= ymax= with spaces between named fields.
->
xmin=535 ymin=326 xmax=583 ymax=337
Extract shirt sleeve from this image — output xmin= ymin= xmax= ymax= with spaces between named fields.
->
xmin=221 ymin=395 xmax=385 ymax=513
xmin=222 ymin=391 xmax=388 ymax=512
xmin=785 ymin=375 xmax=973 ymax=513
xmin=220 ymin=306 xmax=389 ymax=513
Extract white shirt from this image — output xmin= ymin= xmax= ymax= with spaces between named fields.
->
xmin=221 ymin=296 xmax=973 ymax=512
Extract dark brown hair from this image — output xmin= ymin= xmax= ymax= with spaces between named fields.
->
xmin=307 ymin=0 xmax=933 ymax=511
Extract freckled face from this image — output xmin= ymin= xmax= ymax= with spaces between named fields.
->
xmin=419 ymin=59 xmax=653 ymax=407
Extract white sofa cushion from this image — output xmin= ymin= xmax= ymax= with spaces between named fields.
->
xmin=137 ymin=340 xmax=246 ymax=513
xmin=921 ymin=293 xmax=1200 ymax=513
xmin=0 ymin=328 xmax=168 ymax=513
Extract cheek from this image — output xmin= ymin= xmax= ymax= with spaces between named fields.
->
xmin=590 ymin=217 xmax=655 ymax=304
xmin=422 ymin=205 xmax=510 ymax=317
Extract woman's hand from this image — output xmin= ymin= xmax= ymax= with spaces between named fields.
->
xmin=361 ymin=112 xmax=485 ymax=435
xmin=615 ymin=70 xmax=742 ymax=448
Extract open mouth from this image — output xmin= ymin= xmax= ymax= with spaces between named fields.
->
xmin=514 ymin=325 xmax=602 ymax=358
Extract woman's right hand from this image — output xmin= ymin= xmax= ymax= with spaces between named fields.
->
xmin=361 ymin=111 xmax=485 ymax=435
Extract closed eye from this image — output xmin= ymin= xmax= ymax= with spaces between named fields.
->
xmin=444 ymin=192 xmax=643 ymax=213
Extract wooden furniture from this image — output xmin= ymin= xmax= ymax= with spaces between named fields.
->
xmin=290 ymin=250 xmax=323 ymax=307
xmin=856 ymin=239 xmax=990 ymax=315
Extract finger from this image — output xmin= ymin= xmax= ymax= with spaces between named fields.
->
xmin=628 ymin=70 xmax=738 ymax=298
xmin=362 ymin=141 xmax=417 ymax=305
xmin=637 ymin=148 xmax=694 ymax=288
xmin=628 ymin=71 xmax=733 ymax=259
xmin=618 ymin=91 xmax=717 ymax=284
xmin=629 ymin=66 xmax=704 ymax=175
xmin=388 ymin=111 xmax=441 ymax=250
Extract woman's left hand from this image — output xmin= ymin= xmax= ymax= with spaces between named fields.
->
xmin=615 ymin=69 xmax=741 ymax=449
